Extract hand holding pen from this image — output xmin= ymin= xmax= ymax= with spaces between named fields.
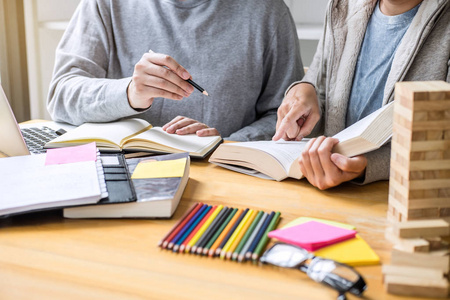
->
xmin=127 ymin=50 xmax=208 ymax=110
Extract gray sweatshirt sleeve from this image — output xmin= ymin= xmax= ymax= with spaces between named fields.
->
xmin=47 ymin=0 xmax=138 ymax=125
xmin=227 ymin=10 xmax=304 ymax=141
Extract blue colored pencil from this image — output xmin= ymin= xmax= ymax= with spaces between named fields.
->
xmin=214 ymin=208 xmax=249 ymax=256
xmin=169 ymin=204 xmax=208 ymax=251
xmin=238 ymin=212 xmax=268 ymax=262
xmin=244 ymin=211 xmax=275 ymax=260
xmin=195 ymin=207 xmax=231 ymax=254
xmin=176 ymin=205 xmax=213 ymax=252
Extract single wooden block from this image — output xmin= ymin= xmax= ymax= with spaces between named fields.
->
xmin=384 ymin=274 xmax=449 ymax=298
xmin=426 ymin=237 xmax=450 ymax=251
xmin=382 ymin=264 xmax=445 ymax=280
xmin=394 ymin=219 xmax=450 ymax=238
xmin=390 ymin=249 xmax=450 ymax=273
xmin=385 ymin=227 xmax=430 ymax=252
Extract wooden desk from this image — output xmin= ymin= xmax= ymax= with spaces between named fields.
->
xmin=0 ymin=158 xmax=429 ymax=300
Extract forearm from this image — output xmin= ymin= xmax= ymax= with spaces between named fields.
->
xmin=48 ymin=75 xmax=138 ymax=125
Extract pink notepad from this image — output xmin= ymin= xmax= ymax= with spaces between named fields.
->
xmin=268 ymin=220 xmax=357 ymax=251
xmin=45 ymin=142 xmax=97 ymax=165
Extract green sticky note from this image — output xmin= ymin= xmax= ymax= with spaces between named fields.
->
xmin=131 ymin=158 xmax=186 ymax=179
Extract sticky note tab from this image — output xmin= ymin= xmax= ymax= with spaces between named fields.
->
xmin=45 ymin=142 xmax=97 ymax=165
xmin=283 ymin=217 xmax=356 ymax=230
xmin=131 ymin=158 xmax=187 ymax=179
xmin=268 ymin=221 xmax=357 ymax=251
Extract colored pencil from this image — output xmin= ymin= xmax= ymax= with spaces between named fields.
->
xmin=205 ymin=208 xmax=238 ymax=256
xmin=215 ymin=208 xmax=248 ymax=257
xmin=195 ymin=207 xmax=230 ymax=254
xmin=224 ymin=209 xmax=257 ymax=260
xmin=220 ymin=209 xmax=253 ymax=259
xmin=184 ymin=205 xmax=216 ymax=253
xmin=160 ymin=202 xmax=201 ymax=248
xmin=244 ymin=211 xmax=275 ymax=260
xmin=172 ymin=204 xmax=210 ymax=252
xmin=168 ymin=204 xmax=207 ymax=250
xmin=232 ymin=210 xmax=263 ymax=261
xmin=209 ymin=208 xmax=243 ymax=257
xmin=252 ymin=212 xmax=281 ymax=261
xmin=238 ymin=212 xmax=268 ymax=262
xmin=190 ymin=205 xmax=223 ymax=253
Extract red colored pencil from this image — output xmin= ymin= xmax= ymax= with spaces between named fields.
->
xmin=160 ymin=202 xmax=201 ymax=249
xmin=181 ymin=205 xmax=216 ymax=253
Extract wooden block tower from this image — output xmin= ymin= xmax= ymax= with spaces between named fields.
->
xmin=384 ymin=81 xmax=450 ymax=298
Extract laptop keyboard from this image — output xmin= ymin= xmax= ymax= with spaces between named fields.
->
xmin=21 ymin=126 xmax=65 ymax=154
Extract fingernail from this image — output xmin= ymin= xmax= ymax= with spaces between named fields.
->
xmin=182 ymin=71 xmax=190 ymax=80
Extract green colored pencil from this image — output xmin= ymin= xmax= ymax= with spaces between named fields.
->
xmin=203 ymin=208 xmax=237 ymax=256
xmin=232 ymin=211 xmax=263 ymax=261
xmin=251 ymin=211 xmax=281 ymax=261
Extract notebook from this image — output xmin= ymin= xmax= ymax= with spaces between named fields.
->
xmin=0 ymin=144 xmax=108 ymax=217
xmin=0 ymin=84 xmax=75 ymax=157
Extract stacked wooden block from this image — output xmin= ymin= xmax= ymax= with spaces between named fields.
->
xmin=384 ymin=81 xmax=450 ymax=298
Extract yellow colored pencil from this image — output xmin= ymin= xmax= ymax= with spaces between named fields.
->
xmin=227 ymin=209 xmax=258 ymax=260
xmin=210 ymin=208 xmax=243 ymax=257
xmin=186 ymin=205 xmax=223 ymax=253
xmin=220 ymin=209 xmax=253 ymax=259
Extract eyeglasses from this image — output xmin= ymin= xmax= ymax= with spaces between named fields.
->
xmin=260 ymin=243 xmax=367 ymax=300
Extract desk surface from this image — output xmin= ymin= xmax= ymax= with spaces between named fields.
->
xmin=0 ymin=157 xmax=430 ymax=300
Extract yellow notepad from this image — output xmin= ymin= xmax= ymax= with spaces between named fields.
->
xmin=131 ymin=158 xmax=187 ymax=179
xmin=282 ymin=217 xmax=379 ymax=266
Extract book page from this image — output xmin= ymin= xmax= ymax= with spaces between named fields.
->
xmin=47 ymin=118 xmax=151 ymax=147
xmin=0 ymin=154 xmax=102 ymax=216
xmin=231 ymin=141 xmax=307 ymax=172
xmin=128 ymin=127 xmax=221 ymax=154
xmin=333 ymin=102 xmax=393 ymax=142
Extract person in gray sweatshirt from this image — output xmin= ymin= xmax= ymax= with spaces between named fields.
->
xmin=47 ymin=0 xmax=303 ymax=141
xmin=273 ymin=0 xmax=449 ymax=189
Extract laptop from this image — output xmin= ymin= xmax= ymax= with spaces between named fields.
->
xmin=0 ymin=85 xmax=75 ymax=157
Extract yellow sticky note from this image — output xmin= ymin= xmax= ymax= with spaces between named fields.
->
xmin=313 ymin=234 xmax=380 ymax=266
xmin=131 ymin=158 xmax=187 ymax=179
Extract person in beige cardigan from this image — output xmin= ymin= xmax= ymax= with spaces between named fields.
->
xmin=274 ymin=0 xmax=449 ymax=190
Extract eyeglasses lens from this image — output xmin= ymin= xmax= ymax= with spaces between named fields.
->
xmin=307 ymin=258 xmax=365 ymax=296
xmin=260 ymin=243 xmax=310 ymax=268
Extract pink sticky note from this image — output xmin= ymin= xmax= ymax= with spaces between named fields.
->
xmin=45 ymin=142 xmax=97 ymax=165
xmin=268 ymin=220 xmax=357 ymax=251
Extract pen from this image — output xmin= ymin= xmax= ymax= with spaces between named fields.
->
xmin=148 ymin=50 xmax=209 ymax=96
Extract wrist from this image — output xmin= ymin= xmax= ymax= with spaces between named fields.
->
xmin=127 ymin=80 xmax=152 ymax=111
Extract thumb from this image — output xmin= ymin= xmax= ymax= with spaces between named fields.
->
xmin=331 ymin=153 xmax=367 ymax=174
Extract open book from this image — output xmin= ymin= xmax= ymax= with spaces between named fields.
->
xmin=64 ymin=152 xmax=190 ymax=218
xmin=45 ymin=118 xmax=222 ymax=158
xmin=209 ymin=102 xmax=394 ymax=181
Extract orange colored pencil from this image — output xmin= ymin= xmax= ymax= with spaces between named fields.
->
xmin=208 ymin=208 xmax=244 ymax=257
xmin=182 ymin=205 xmax=216 ymax=253
xmin=225 ymin=209 xmax=257 ymax=259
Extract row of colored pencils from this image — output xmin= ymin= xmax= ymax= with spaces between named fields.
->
xmin=158 ymin=203 xmax=281 ymax=262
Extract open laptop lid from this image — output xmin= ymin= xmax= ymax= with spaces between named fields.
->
xmin=0 ymin=85 xmax=30 ymax=157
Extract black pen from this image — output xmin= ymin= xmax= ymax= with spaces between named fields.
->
xmin=149 ymin=50 xmax=209 ymax=96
